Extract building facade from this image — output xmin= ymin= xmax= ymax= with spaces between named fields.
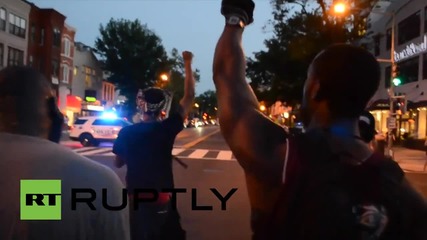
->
xmin=367 ymin=0 xmax=427 ymax=139
xmin=58 ymin=23 xmax=80 ymax=126
xmin=0 ymin=0 xmax=30 ymax=69
xmin=72 ymin=42 xmax=104 ymax=117
xmin=27 ymin=3 xmax=65 ymax=97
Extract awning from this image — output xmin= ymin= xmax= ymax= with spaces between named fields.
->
xmin=58 ymin=95 xmax=82 ymax=112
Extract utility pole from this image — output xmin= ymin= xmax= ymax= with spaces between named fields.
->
xmin=387 ymin=12 xmax=396 ymax=157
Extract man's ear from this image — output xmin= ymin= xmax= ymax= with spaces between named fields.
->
xmin=311 ymin=80 xmax=323 ymax=101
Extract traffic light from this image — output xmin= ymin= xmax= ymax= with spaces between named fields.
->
xmin=392 ymin=64 xmax=401 ymax=86
xmin=396 ymin=98 xmax=407 ymax=114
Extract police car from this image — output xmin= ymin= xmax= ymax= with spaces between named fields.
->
xmin=69 ymin=112 xmax=132 ymax=146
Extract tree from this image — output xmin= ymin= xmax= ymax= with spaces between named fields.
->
xmin=247 ymin=0 xmax=378 ymax=107
xmin=95 ymin=18 xmax=170 ymax=117
xmin=195 ymin=90 xmax=218 ymax=118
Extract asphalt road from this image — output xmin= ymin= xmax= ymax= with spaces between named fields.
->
xmin=66 ymin=126 xmax=427 ymax=240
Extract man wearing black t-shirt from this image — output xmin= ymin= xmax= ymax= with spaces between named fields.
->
xmin=113 ymin=51 xmax=195 ymax=240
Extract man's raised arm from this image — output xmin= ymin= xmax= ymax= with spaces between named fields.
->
xmin=213 ymin=0 xmax=287 ymax=184
xmin=177 ymin=51 xmax=196 ymax=119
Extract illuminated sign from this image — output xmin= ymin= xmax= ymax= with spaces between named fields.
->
xmin=85 ymin=97 xmax=97 ymax=102
xmin=87 ymin=105 xmax=104 ymax=111
xmin=394 ymin=34 xmax=427 ymax=62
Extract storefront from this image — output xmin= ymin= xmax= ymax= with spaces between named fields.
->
xmin=58 ymin=95 xmax=82 ymax=126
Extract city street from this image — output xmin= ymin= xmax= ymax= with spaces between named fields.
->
xmin=61 ymin=126 xmax=427 ymax=240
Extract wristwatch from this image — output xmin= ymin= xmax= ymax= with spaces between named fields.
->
xmin=226 ymin=15 xmax=245 ymax=28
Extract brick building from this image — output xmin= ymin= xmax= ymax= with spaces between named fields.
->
xmin=26 ymin=2 xmax=65 ymax=97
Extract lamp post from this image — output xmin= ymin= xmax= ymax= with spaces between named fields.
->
xmin=332 ymin=2 xmax=396 ymax=157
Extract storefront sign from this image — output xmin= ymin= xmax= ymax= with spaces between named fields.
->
xmin=394 ymin=34 xmax=427 ymax=62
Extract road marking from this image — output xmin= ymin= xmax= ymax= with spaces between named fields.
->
xmin=182 ymin=129 xmax=221 ymax=149
xmin=80 ymin=148 xmax=113 ymax=156
xmin=73 ymin=147 xmax=97 ymax=153
xmin=172 ymin=148 xmax=185 ymax=155
xmin=217 ymin=151 xmax=232 ymax=160
xmin=188 ymin=149 xmax=209 ymax=158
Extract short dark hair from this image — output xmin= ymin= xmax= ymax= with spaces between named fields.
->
xmin=0 ymin=66 xmax=49 ymax=136
xmin=312 ymin=44 xmax=380 ymax=118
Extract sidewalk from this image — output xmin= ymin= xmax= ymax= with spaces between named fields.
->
xmin=392 ymin=147 xmax=427 ymax=173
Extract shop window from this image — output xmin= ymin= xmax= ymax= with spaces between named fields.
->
xmin=373 ymin=35 xmax=380 ymax=56
xmin=398 ymin=56 xmax=419 ymax=84
xmin=40 ymin=28 xmax=44 ymax=45
xmin=385 ymin=66 xmax=391 ymax=88
xmin=386 ymin=28 xmax=391 ymax=50
xmin=398 ymin=11 xmax=420 ymax=45
xmin=425 ymin=6 xmax=427 ymax=33
xmin=423 ymin=53 xmax=427 ymax=79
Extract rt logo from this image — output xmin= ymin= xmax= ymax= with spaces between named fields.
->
xmin=20 ymin=180 xmax=61 ymax=220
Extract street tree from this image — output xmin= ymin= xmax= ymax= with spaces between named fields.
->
xmin=195 ymin=90 xmax=218 ymax=118
xmin=247 ymin=0 xmax=378 ymax=107
xmin=95 ymin=18 xmax=170 ymax=117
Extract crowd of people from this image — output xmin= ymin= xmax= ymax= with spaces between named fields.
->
xmin=0 ymin=0 xmax=426 ymax=239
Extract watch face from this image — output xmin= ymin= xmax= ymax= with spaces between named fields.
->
xmin=227 ymin=16 xmax=244 ymax=27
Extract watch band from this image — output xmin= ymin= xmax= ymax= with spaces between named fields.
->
xmin=226 ymin=15 xmax=245 ymax=28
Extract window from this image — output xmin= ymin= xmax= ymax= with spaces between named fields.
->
xmin=63 ymin=39 xmax=71 ymax=56
xmin=85 ymin=67 xmax=91 ymax=74
xmin=398 ymin=11 xmax=421 ymax=45
xmin=0 ymin=44 xmax=3 ymax=68
xmin=74 ymin=119 xmax=88 ymax=125
xmin=423 ymin=53 xmax=427 ymax=79
xmin=0 ymin=8 xmax=6 ymax=31
xmin=425 ymin=7 xmax=427 ymax=33
xmin=52 ymin=60 xmax=59 ymax=77
xmin=398 ymin=56 xmax=419 ymax=84
xmin=28 ymin=55 xmax=33 ymax=67
xmin=385 ymin=66 xmax=391 ymax=88
xmin=53 ymin=28 xmax=61 ymax=47
xmin=40 ymin=28 xmax=44 ymax=45
xmin=85 ymin=75 xmax=92 ymax=88
xmin=7 ymin=47 xmax=24 ymax=66
xmin=373 ymin=35 xmax=380 ymax=56
xmin=386 ymin=28 xmax=391 ymax=50
xmin=8 ymin=13 xmax=26 ymax=38
xmin=62 ymin=65 xmax=69 ymax=83
xmin=30 ymin=24 xmax=35 ymax=43
xmin=92 ymin=119 xmax=125 ymax=127
xmin=74 ymin=67 xmax=77 ymax=76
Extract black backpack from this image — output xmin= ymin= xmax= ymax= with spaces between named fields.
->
xmin=266 ymin=129 xmax=405 ymax=240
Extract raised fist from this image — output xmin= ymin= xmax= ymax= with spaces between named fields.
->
xmin=221 ymin=0 xmax=255 ymax=25
xmin=182 ymin=51 xmax=193 ymax=62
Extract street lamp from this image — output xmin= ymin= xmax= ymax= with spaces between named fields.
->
xmin=332 ymin=2 xmax=396 ymax=157
xmin=260 ymin=105 xmax=266 ymax=112
xmin=160 ymin=73 xmax=169 ymax=81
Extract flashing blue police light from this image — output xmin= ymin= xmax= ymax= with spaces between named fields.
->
xmin=102 ymin=112 xmax=118 ymax=119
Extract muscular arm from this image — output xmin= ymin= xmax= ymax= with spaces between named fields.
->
xmin=212 ymin=26 xmax=287 ymax=184
xmin=177 ymin=53 xmax=196 ymax=119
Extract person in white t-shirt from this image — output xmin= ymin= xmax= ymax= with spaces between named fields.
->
xmin=0 ymin=66 xmax=130 ymax=240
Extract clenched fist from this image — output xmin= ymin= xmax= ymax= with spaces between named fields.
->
xmin=182 ymin=51 xmax=193 ymax=62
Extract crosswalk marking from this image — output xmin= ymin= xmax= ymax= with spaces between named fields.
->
xmin=188 ymin=149 xmax=209 ymax=158
xmin=80 ymin=148 xmax=113 ymax=156
xmin=217 ymin=151 xmax=232 ymax=160
xmin=69 ymin=147 xmax=236 ymax=161
xmin=172 ymin=148 xmax=185 ymax=155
